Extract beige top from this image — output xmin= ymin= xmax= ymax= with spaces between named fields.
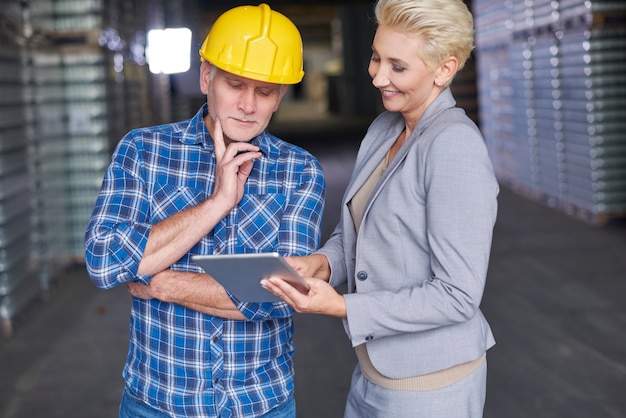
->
xmin=355 ymin=344 xmax=485 ymax=391
xmin=348 ymin=152 xmax=388 ymax=232
xmin=347 ymin=152 xmax=485 ymax=391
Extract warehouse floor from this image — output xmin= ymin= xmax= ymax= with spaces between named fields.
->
xmin=1 ymin=116 xmax=625 ymax=418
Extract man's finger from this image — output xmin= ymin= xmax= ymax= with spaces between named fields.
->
xmin=213 ymin=118 xmax=225 ymax=161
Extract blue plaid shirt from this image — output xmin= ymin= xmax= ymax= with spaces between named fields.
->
xmin=85 ymin=104 xmax=325 ymax=417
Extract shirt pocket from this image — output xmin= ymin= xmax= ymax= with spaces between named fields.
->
xmin=237 ymin=193 xmax=286 ymax=251
xmin=151 ymin=183 xmax=205 ymax=222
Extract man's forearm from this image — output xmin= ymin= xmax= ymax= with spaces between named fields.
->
xmin=137 ymin=198 xmax=231 ymax=276
xmin=129 ymin=270 xmax=246 ymax=320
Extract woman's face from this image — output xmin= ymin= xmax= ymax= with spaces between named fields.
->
xmin=368 ymin=25 xmax=442 ymax=123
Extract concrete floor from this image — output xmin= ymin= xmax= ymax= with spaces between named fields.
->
xmin=1 ymin=117 xmax=625 ymax=417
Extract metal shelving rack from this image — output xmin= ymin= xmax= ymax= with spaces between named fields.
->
xmin=474 ymin=0 xmax=626 ymax=224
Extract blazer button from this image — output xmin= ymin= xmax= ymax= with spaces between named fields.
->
xmin=356 ymin=271 xmax=368 ymax=281
xmin=365 ymin=335 xmax=374 ymax=341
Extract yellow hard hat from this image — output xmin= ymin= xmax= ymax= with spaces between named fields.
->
xmin=199 ymin=3 xmax=304 ymax=84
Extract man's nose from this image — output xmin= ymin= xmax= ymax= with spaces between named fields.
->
xmin=238 ymin=89 xmax=257 ymax=114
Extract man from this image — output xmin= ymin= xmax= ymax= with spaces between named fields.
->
xmin=84 ymin=4 xmax=325 ymax=417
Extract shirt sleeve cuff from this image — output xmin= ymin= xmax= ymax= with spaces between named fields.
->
xmin=231 ymin=294 xmax=295 ymax=321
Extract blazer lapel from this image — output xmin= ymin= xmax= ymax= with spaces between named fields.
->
xmin=345 ymin=121 xmax=403 ymax=203
xmin=370 ymin=89 xmax=458 ymax=197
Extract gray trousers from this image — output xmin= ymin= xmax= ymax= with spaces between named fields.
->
xmin=344 ymin=359 xmax=487 ymax=418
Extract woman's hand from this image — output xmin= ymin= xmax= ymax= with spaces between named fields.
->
xmin=285 ymin=254 xmax=331 ymax=282
xmin=260 ymin=276 xmax=346 ymax=318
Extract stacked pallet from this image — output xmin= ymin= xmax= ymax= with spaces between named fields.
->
xmin=26 ymin=50 xmax=110 ymax=265
xmin=559 ymin=26 xmax=626 ymax=219
xmin=24 ymin=0 xmax=110 ymax=277
xmin=25 ymin=0 xmax=153 ymax=268
xmin=0 ymin=2 xmax=39 ymax=336
xmin=474 ymin=0 xmax=626 ymax=224
xmin=0 ymin=0 xmax=154 ymax=336
xmin=0 ymin=44 xmax=41 ymax=337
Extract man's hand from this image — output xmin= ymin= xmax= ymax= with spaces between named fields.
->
xmin=210 ymin=118 xmax=262 ymax=211
xmin=126 ymin=270 xmax=178 ymax=302
xmin=126 ymin=281 xmax=153 ymax=300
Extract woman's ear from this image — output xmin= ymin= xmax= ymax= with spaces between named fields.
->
xmin=435 ymin=56 xmax=459 ymax=87
xmin=199 ymin=61 xmax=211 ymax=94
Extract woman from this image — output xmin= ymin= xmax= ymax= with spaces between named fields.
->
xmin=261 ymin=0 xmax=498 ymax=416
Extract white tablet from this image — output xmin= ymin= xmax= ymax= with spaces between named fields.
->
xmin=192 ymin=252 xmax=308 ymax=303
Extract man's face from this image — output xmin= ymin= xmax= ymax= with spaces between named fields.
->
xmin=201 ymin=63 xmax=286 ymax=143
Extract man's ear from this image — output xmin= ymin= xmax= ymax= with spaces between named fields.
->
xmin=199 ymin=61 xmax=211 ymax=94
xmin=273 ymin=85 xmax=289 ymax=112
xmin=435 ymin=56 xmax=459 ymax=87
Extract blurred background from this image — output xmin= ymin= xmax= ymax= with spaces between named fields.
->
xmin=0 ymin=0 xmax=625 ymax=417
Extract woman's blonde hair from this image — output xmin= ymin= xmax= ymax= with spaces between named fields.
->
xmin=374 ymin=0 xmax=474 ymax=74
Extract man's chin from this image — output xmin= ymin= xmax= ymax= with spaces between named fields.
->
xmin=224 ymin=128 xmax=263 ymax=143
xmin=224 ymin=135 xmax=254 ymax=144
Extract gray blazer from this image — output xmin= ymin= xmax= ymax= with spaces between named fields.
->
xmin=318 ymin=89 xmax=498 ymax=379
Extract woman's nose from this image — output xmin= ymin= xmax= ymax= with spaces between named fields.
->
xmin=369 ymin=63 xmax=388 ymax=88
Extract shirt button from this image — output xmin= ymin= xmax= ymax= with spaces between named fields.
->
xmin=212 ymin=336 xmax=219 ymax=343
xmin=214 ymin=378 xmax=219 ymax=384
xmin=365 ymin=335 xmax=374 ymax=341
xmin=357 ymin=271 xmax=368 ymax=281
xmin=215 ymin=246 xmax=221 ymax=253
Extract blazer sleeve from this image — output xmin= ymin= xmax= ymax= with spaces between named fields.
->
xmin=317 ymin=221 xmax=349 ymax=288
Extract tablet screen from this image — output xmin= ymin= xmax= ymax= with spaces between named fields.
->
xmin=192 ymin=252 xmax=308 ymax=302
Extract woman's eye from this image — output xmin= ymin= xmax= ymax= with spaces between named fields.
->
xmin=392 ymin=65 xmax=406 ymax=73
